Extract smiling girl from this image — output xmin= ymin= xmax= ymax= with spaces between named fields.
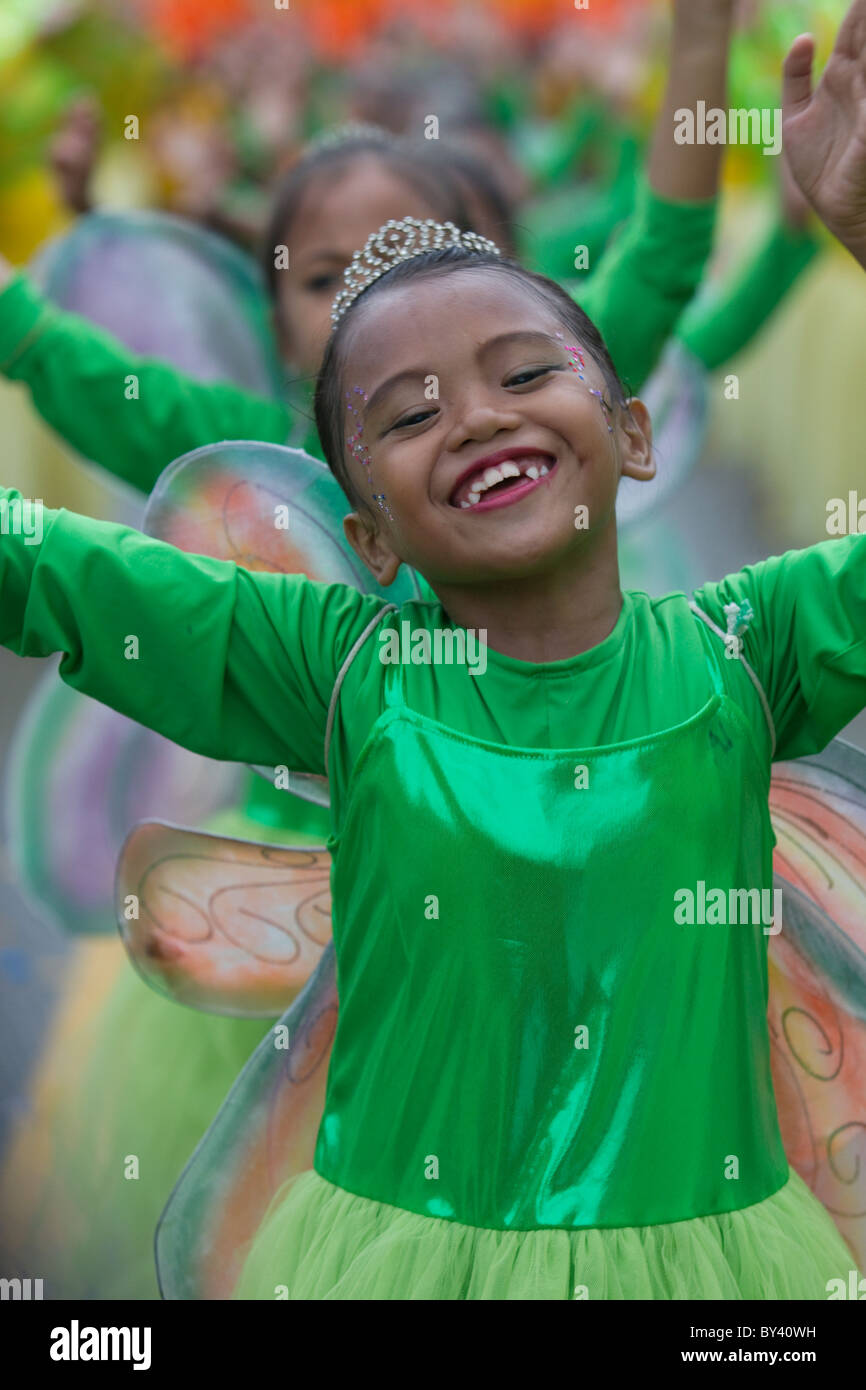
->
xmin=2 ymin=3 xmax=866 ymax=1300
xmin=0 ymin=0 xmax=744 ymax=1299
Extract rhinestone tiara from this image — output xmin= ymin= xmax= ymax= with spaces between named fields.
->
xmin=330 ymin=217 xmax=501 ymax=327
xmin=304 ymin=120 xmax=395 ymax=156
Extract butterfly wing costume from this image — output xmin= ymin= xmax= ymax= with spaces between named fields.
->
xmin=4 ymin=211 xmax=286 ymax=936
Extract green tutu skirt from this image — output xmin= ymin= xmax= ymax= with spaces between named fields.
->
xmin=234 ymin=1166 xmax=860 ymax=1300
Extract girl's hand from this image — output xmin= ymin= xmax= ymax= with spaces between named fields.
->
xmin=50 ymin=95 xmax=101 ymax=215
xmin=782 ymin=1 xmax=866 ymax=268
xmin=779 ymin=147 xmax=813 ymax=233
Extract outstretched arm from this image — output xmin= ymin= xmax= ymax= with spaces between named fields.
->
xmin=0 ymin=485 xmax=378 ymax=774
xmin=580 ymin=0 xmax=737 ymax=390
xmin=0 ymin=257 xmax=291 ymax=495
xmin=676 ymin=213 xmax=820 ymax=372
xmin=782 ymin=1 xmax=866 ymax=270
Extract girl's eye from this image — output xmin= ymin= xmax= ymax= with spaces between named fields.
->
xmin=388 ymin=408 xmax=437 ymax=433
xmin=506 ymin=365 xmax=560 ymax=388
xmin=305 ymin=273 xmax=341 ymax=293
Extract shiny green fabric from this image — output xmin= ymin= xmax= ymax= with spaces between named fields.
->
xmin=240 ymin=767 xmax=331 ymax=836
xmin=316 ymin=613 xmax=789 ymax=1231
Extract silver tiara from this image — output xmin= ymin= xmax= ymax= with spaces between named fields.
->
xmin=304 ymin=121 xmax=395 ymax=155
xmin=330 ymin=217 xmax=501 ymax=327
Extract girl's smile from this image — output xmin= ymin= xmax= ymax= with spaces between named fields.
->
xmin=450 ymin=447 xmax=558 ymax=510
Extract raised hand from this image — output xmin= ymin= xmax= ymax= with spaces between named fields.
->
xmin=782 ymin=0 xmax=866 ymax=267
xmin=779 ymin=146 xmax=814 ymax=233
xmin=50 ymin=94 xmax=101 ymax=216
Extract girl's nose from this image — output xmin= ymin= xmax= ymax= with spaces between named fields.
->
xmin=444 ymin=404 xmax=524 ymax=454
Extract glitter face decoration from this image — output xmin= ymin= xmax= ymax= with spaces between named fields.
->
xmin=346 ymin=386 xmax=392 ymax=518
xmin=565 ymin=343 xmax=585 ymax=379
xmin=556 ymin=334 xmax=614 ymax=434
xmin=587 ymin=389 xmax=614 ymax=433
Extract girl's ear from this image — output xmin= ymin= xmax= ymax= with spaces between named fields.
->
xmin=617 ymin=398 xmax=655 ymax=483
xmin=343 ymin=510 xmax=403 ymax=588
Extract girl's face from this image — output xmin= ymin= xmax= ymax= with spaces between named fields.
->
xmin=339 ymin=269 xmax=654 ymax=589
xmin=275 ymin=156 xmax=443 ymax=377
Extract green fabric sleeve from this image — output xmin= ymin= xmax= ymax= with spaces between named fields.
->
xmin=576 ymin=176 xmax=718 ymax=392
xmin=694 ymin=536 xmax=866 ymax=761
xmin=531 ymin=97 xmax=608 ymax=189
xmin=0 ymin=486 xmax=382 ymax=775
xmin=0 ymin=274 xmax=292 ymax=495
xmin=677 ymin=219 xmax=821 ymax=371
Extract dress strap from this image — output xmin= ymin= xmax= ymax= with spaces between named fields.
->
xmin=689 ymin=601 xmax=776 ymax=756
xmin=324 ymin=604 xmax=398 ymax=772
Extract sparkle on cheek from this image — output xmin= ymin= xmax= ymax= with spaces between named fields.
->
xmin=555 ymin=332 xmax=613 ymax=434
xmin=566 ymin=343 xmax=586 ymax=380
xmin=345 ymin=386 xmax=392 ymax=518
xmin=588 ymin=389 xmax=614 ymax=434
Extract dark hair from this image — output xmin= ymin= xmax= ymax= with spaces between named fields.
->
xmin=314 ymin=247 xmax=628 ymax=511
xmin=422 ymin=142 xmax=517 ymax=256
xmin=259 ymin=129 xmax=471 ymax=301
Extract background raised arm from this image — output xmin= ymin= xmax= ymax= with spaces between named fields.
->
xmin=648 ymin=0 xmax=738 ymax=200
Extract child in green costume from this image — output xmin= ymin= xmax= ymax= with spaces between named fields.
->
xmin=2 ymin=0 xmax=866 ymax=1301
xmin=0 ymin=0 xmax=740 ymax=1299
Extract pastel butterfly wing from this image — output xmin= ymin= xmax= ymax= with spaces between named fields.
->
xmin=769 ymin=738 xmax=866 ymax=1271
xmin=29 ymin=209 xmax=283 ymax=397
xmin=3 ymin=670 xmax=245 ymax=935
xmin=144 ymin=439 xmax=425 ymax=603
xmin=116 ymin=821 xmax=332 ymax=1018
xmin=4 ymin=211 xmax=286 ymax=933
xmin=155 ymin=942 xmax=337 ymax=1300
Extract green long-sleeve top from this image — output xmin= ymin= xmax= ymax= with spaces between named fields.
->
xmin=677 ymin=217 xmax=820 ymax=372
xmin=517 ymin=99 xmax=642 ymax=282
xmin=0 ymin=176 xmax=717 ymax=494
xmin=2 ymin=487 xmax=866 ymax=798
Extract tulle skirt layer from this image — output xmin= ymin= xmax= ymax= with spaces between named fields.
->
xmin=233 ymin=1166 xmax=860 ymax=1301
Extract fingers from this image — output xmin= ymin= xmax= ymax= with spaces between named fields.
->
xmin=832 ymin=0 xmax=866 ymax=61
xmin=782 ymin=33 xmax=816 ymax=121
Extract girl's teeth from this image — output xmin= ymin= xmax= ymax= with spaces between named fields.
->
xmin=458 ymin=457 xmax=554 ymax=506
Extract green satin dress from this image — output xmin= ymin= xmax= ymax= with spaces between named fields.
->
xmin=235 ymin=605 xmax=856 ymax=1300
